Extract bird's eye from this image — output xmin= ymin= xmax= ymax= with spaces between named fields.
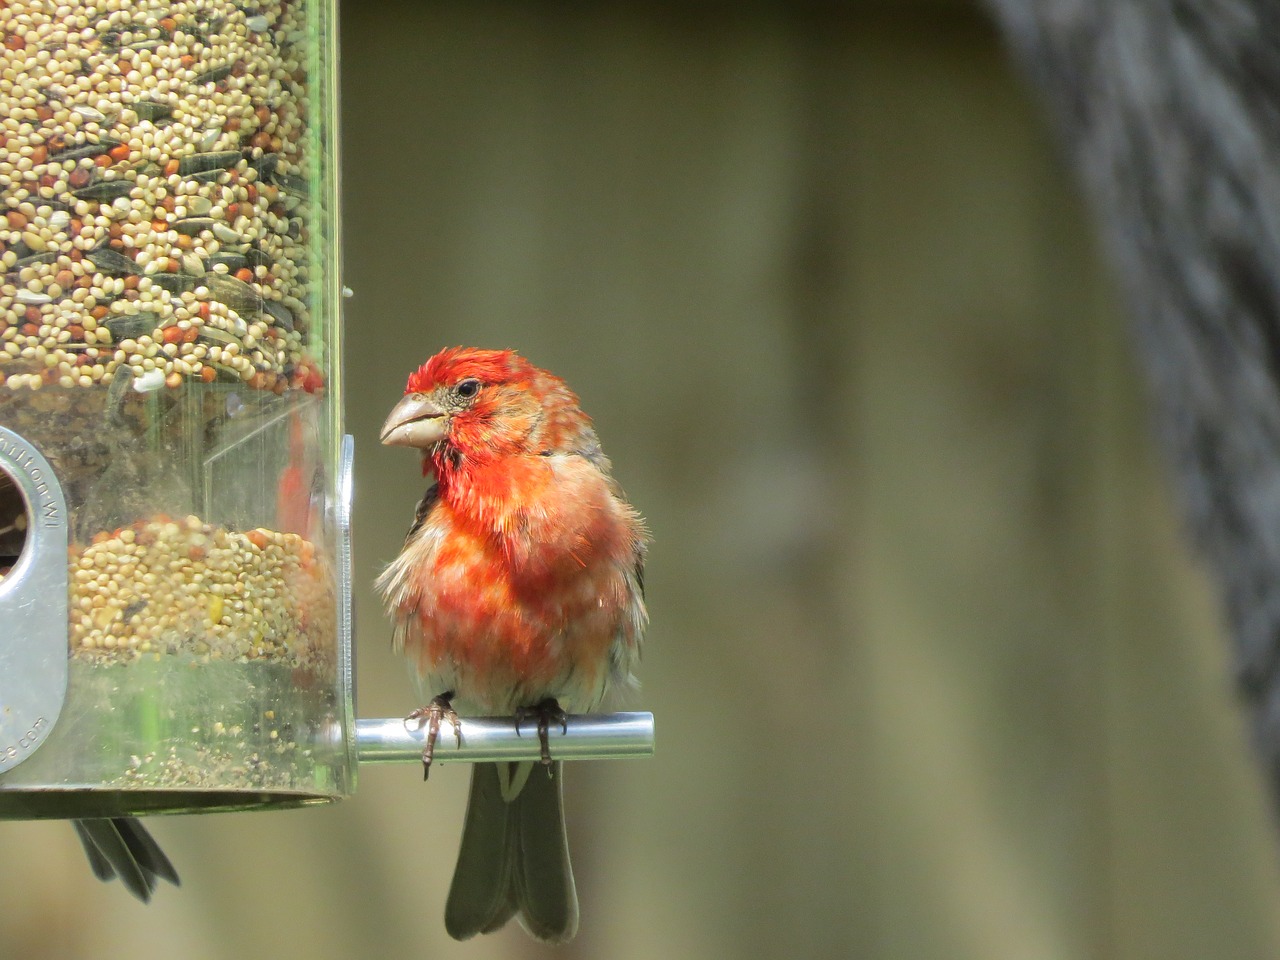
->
xmin=455 ymin=378 xmax=481 ymax=399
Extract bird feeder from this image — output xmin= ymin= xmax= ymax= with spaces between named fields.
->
xmin=0 ymin=0 xmax=650 ymax=829
xmin=0 ymin=0 xmax=352 ymax=818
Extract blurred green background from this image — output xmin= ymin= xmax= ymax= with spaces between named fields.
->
xmin=6 ymin=1 xmax=1280 ymax=958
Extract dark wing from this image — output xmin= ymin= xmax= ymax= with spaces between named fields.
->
xmin=577 ymin=443 xmax=646 ymax=600
xmin=404 ymin=482 xmax=439 ymax=545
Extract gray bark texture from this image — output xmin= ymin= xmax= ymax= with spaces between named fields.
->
xmin=985 ymin=0 xmax=1280 ymax=801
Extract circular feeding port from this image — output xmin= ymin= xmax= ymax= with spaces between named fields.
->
xmin=0 ymin=466 xmax=29 ymax=583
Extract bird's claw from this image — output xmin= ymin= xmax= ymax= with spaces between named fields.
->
xmin=405 ymin=692 xmax=460 ymax=780
xmin=514 ymin=698 xmax=569 ymax=768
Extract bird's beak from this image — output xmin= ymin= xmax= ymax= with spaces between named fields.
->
xmin=380 ymin=394 xmax=447 ymax=448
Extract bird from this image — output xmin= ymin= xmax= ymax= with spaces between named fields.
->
xmin=376 ymin=346 xmax=647 ymax=943
xmin=73 ymin=817 xmax=180 ymax=902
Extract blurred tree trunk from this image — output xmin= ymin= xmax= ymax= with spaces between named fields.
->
xmin=986 ymin=0 xmax=1280 ymax=806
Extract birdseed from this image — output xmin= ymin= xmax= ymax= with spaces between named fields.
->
xmin=0 ymin=1 xmax=324 ymax=397
xmin=69 ymin=512 xmax=336 ymax=670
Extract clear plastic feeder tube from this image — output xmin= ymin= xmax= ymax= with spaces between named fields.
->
xmin=0 ymin=0 xmax=349 ymax=818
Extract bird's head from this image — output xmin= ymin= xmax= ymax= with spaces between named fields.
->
xmin=381 ymin=347 xmax=592 ymax=474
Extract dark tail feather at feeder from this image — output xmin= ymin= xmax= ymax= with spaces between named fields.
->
xmin=445 ymin=761 xmax=578 ymax=943
xmin=73 ymin=817 xmax=180 ymax=903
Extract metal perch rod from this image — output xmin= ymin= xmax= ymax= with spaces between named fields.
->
xmin=355 ymin=711 xmax=655 ymax=765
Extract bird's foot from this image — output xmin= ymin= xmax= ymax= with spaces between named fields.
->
xmin=405 ymin=692 xmax=460 ymax=780
xmin=515 ymin=698 xmax=568 ymax=769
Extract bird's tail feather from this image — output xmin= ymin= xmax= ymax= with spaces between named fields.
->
xmin=445 ymin=762 xmax=519 ymax=938
xmin=74 ymin=817 xmax=180 ymax=903
xmin=514 ymin=760 xmax=578 ymax=942
xmin=445 ymin=761 xmax=578 ymax=943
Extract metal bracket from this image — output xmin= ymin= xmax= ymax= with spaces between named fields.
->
xmin=0 ymin=427 xmax=69 ymax=773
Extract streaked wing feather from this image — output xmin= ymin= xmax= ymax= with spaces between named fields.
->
xmin=405 ymin=483 xmax=439 ymax=545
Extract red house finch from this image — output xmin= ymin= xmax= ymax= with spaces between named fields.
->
xmin=377 ymin=347 xmax=647 ymax=943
